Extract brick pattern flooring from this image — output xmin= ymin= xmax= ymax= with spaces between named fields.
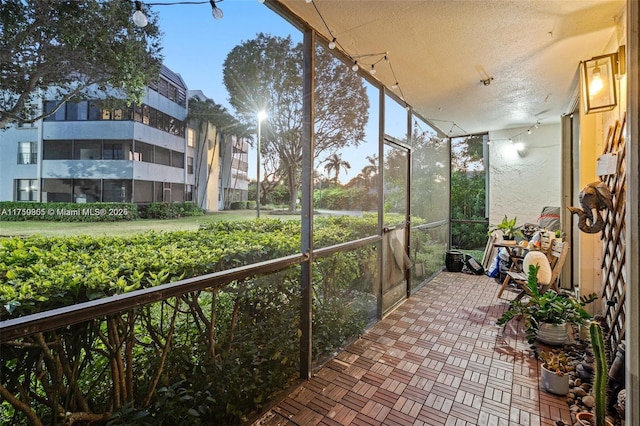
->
xmin=253 ymin=272 xmax=571 ymax=426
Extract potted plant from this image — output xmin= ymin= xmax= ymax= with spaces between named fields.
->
xmin=576 ymin=321 xmax=613 ymax=426
xmin=496 ymin=265 xmax=596 ymax=344
xmin=488 ymin=215 xmax=523 ymax=240
xmin=539 ymin=350 xmax=572 ymax=395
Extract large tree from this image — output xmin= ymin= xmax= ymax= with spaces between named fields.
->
xmin=222 ymin=33 xmax=369 ymax=211
xmin=0 ymin=0 xmax=163 ymax=128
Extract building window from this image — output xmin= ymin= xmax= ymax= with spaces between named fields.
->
xmin=16 ymin=179 xmax=38 ymax=201
xmin=187 ymin=128 xmax=196 ymax=147
xmin=186 ymin=184 xmax=193 ymax=201
xmin=133 ymin=141 xmax=153 ymax=163
xmin=172 ymin=151 xmax=184 ymax=168
xmin=103 ymin=141 xmax=131 ymax=160
xmin=88 ymin=101 xmax=101 ymax=120
xmin=187 ymin=156 xmax=194 ymax=174
xmin=43 ymin=140 xmax=73 ymax=160
xmin=104 ymin=180 xmax=131 ymax=203
xmin=66 ymin=102 xmax=79 ymax=120
xmin=43 ymin=100 xmax=62 ymax=121
xmin=155 ymin=146 xmax=171 ymax=166
xmin=73 ymin=140 xmax=102 ymax=160
xmin=17 ymin=142 xmax=37 ymax=164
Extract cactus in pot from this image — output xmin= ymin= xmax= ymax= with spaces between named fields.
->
xmin=590 ymin=321 xmax=608 ymax=426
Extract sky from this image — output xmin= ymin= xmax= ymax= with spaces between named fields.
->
xmin=156 ymin=0 xmax=299 ymax=110
xmin=152 ymin=0 xmax=376 ymax=182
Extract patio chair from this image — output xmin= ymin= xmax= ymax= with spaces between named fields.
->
xmin=497 ymin=239 xmax=569 ymax=300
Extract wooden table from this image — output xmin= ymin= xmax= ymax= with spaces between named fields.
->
xmin=492 ymin=241 xmax=530 ymax=273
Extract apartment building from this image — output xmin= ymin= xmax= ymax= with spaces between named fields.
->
xmin=0 ymin=66 xmax=249 ymax=211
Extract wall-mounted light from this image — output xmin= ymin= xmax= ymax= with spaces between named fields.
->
xmin=580 ymin=53 xmax=617 ymax=114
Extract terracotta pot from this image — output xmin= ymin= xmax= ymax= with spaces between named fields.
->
xmin=536 ymin=322 xmax=568 ymax=346
xmin=540 ymin=364 xmax=569 ymax=395
xmin=575 ymin=411 xmax=614 ymax=426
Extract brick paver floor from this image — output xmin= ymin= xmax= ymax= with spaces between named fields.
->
xmin=254 ymin=272 xmax=572 ymax=426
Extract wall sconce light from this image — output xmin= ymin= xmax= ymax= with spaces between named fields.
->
xmin=580 ymin=53 xmax=617 ymax=114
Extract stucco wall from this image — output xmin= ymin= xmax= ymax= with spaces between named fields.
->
xmin=488 ymin=123 xmax=562 ymax=228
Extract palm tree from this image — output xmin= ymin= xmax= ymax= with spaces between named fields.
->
xmin=323 ymin=153 xmax=351 ymax=184
xmin=360 ymin=155 xmax=378 ymax=189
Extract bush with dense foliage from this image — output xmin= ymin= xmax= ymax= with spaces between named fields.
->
xmin=138 ymin=202 xmax=204 ymax=219
xmin=0 ymin=216 xmax=397 ymax=425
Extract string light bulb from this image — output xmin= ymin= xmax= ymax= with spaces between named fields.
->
xmin=328 ymin=38 xmax=336 ymax=49
xmin=210 ymin=0 xmax=223 ymax=20
xmin=352 ymin=61 xmax=359 ymax=72
xmin=132 ymin=1 xmax=148 ymax=28
xmin=369 ymin=64 xmax=376 ymax=75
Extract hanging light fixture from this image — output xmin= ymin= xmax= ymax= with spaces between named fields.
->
xmin=328 ymin=38 xmax=336 ymax=49
xmin=369 ymin=64 xmax=376 ymax=75
xmin=132 ymin=1 xmax=148 ymax=28
xmin=210 ymin=0 xmax=223 ymax=19
xmin=580 ymin=52 xmax=617 ymax=114
xmin=351 ymin=61 xmax=359 ymax=72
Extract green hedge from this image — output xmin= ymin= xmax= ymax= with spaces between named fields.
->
xmin=138 ymin=202 xmax=204 ymax=219
xmin=0 ymin=201 xmax=138 ymax=222
xmin=0 ymin=217 xmax=380 ymax=425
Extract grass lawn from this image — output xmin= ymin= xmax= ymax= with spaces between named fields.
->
xmin=0 ymin=210 xmax=304 ymax=237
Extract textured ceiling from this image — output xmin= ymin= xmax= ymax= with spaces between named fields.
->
xmin=273 ymin=0 xmax=626 ymax=136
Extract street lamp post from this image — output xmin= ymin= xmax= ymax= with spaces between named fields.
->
xmin=256 ymin=110 xmax=267 ymax=218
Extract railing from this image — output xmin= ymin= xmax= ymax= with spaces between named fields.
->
xmin=0 ymin=236 xmax=385 ymax=425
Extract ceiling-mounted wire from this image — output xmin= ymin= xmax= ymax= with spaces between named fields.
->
xmin=487 ymin=120 xmax=544 ymax=143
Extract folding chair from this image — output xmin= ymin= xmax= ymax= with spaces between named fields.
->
xmin=497 ymin=239 xmax=568 ymax=300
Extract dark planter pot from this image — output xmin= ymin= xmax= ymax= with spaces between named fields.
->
xmin=445 ymin=250 xmax=465 ymax=272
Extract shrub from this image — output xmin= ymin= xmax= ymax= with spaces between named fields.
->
xmin=0 ymin=216 xmax=381 ymax=425
xmin=138 ymin=202 xmax=203 ymax=219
